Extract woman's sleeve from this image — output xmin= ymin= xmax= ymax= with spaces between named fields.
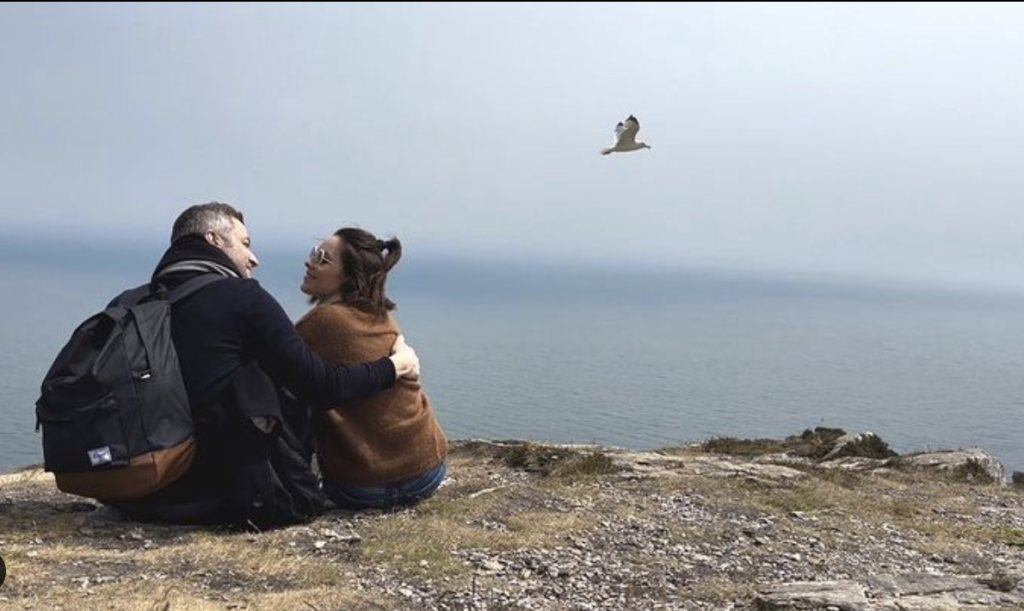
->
xmin=240 ymin=282 xmax=396 ymax=407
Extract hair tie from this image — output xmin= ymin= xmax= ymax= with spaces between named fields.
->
xmin=376 ymin=239 xmax=387 ymax=252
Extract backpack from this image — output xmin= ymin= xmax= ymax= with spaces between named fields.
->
xmin=106 ymin=367 xmax=325 ymax=529
xmin=216 ymin=370 xmax=325 ymax=529
xmin=35 ymin=274 xmax=223 ymax=502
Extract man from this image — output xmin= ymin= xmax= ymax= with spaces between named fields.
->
xmin=114 ymin=202 xmax=420 ymax=526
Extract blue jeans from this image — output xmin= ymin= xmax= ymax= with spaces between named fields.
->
xmin=323 ymin=461 xmax=447 ymax=511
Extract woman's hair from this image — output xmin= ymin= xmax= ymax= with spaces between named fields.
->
xmin=333 ymin=227 xmax=402 ymax=317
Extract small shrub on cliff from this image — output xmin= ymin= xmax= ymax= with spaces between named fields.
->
xmin=498 ymin=443 xmax=618 ymax=480
xmin=551 ymin=451 xmax=618 ymax=480
xmin=953 ymin=458 xmax=997 ymax=485
xmin=700 ymin=436 xmax=784 ymax=456
xmin=701 ymin=427 xmax=849 ymax=458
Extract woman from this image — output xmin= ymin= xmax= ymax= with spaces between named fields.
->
xmin=296 ymin=227 xmax=449 ymax=510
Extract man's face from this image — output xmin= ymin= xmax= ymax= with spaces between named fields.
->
xmin=208 ymin=219 xmax=259 ymax=278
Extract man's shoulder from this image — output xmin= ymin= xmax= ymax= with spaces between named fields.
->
xmin=204 ymin=276 xmax=265 ymax=294
xmin=172 ymin=275 xmax=274 ymax=310
xmin=223 ymin=277 xmax=281 ymax=309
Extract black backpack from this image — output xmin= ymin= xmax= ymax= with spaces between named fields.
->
xmin=108 ymin=366 xmax=326 ymax=529
xmin=35 ymin=274 xmax=223 ymax=502
xmin=215 ymin=366 xmax=325 ymax=529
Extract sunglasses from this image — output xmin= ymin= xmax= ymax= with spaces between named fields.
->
xmin=308 ymin=246 xmax=335 ymax=268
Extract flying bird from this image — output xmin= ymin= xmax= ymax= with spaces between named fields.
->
xmin=600 ymin=114 xmax=651 ymax=155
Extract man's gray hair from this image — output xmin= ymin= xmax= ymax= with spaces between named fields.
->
xmin=171 ymin=202 xmax=245 ymax=244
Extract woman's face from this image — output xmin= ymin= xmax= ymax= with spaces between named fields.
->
xmin=300 ymin=235 xmax=344 ymax=299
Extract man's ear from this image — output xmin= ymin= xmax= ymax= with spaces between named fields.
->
xmin=204 ymin=230 xmax=221 ymax=247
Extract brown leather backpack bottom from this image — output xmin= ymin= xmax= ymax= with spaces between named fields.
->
xmin=54 ymin=438 xmax=196 ymax=502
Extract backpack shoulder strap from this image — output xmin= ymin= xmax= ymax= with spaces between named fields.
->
xmin=111 ymin=284 xmax=153 ymax=309
xmin=164 ymin=274 xmax=227 ymax=305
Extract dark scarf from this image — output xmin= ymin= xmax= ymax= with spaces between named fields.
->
xmin=152 ymin=235 xmax=242 ymax=281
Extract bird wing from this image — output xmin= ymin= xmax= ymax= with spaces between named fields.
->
xmin=614 ymin=115 xmax=640 ymax=145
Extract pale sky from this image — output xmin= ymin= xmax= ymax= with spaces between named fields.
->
xmin=2 ymin=2 xmax=1023 ymax=289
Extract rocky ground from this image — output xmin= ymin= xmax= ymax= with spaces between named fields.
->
xmin=2 ymin=428 xmax=1024 ymax=610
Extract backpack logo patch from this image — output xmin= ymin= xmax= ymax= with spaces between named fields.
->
xmin=88 ymin=446 xmax=113 ymax=466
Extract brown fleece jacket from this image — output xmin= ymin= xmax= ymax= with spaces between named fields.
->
xmin=295 ymin=304 xmax=448 ymax=486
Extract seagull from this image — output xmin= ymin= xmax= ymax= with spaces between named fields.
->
xmin=600 ymin=114 xmax=651 ymax=155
